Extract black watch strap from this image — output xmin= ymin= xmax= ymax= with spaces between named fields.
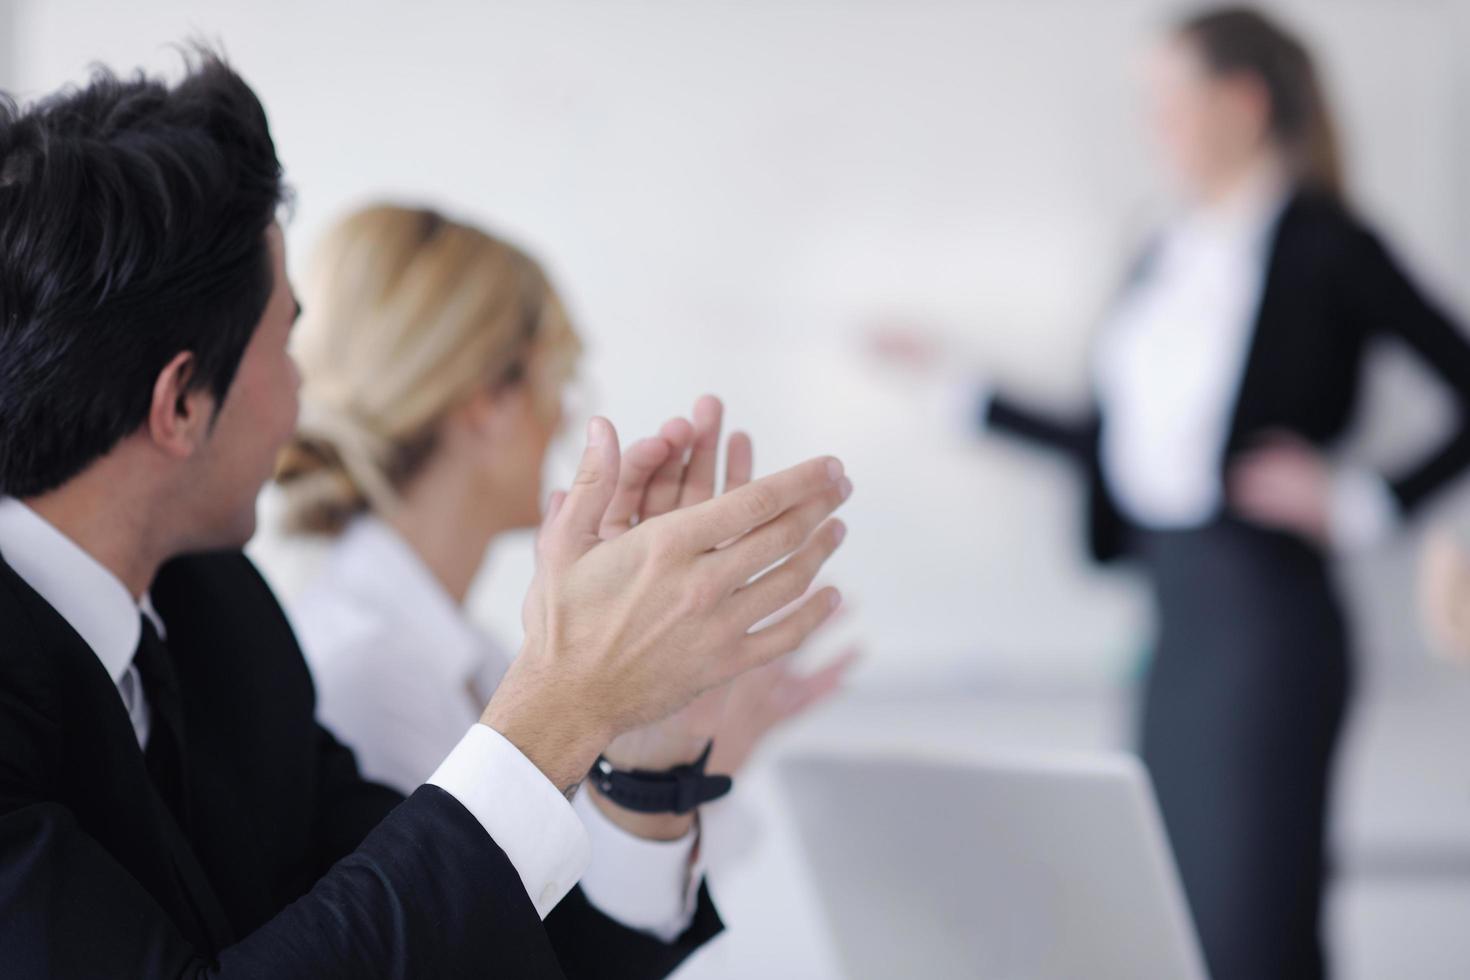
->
xmin=587 ymin=740 xmax=733 ymax=814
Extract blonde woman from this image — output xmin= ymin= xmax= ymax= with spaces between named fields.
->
xmin=271 ymin=204 xmax=854 ymax=948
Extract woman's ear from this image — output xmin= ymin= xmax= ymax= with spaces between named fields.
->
xmin=452 ymin=383 xmax=530 ymax=449
xmin=147 ymin=351 xmax=215 ymax=459
xmin=455 ymin=385 xmax=497 ymax=440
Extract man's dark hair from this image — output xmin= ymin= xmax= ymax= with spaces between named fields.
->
xmin=0 ymin=48 xmax=287 ymax=498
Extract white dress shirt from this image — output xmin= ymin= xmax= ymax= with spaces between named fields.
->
xmin=1094 ymin=169 xmax=1288 ymax=530
xmin=0 ymin=497 xmax=156 ymax=747
xmin=290 ymin=515 xmax=702 ymax=941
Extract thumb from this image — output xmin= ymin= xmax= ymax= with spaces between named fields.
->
xmin=548 ymin=417 xmax=621 ymax=560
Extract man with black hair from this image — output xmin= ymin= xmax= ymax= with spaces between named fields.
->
xmin=0 ymin=52 xmax=851 ymax=977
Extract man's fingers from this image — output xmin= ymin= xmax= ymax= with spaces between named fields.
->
xmin=734 ymin=587 xmax=843 ymax=678
xmin=729 ymin=517 xmax=846 ymax=628
xmin=600 ymin=436 xmax=674 ymax=539
xmin=677 ymin=395 xmax=724 ymax=508
xmin=748 ymin=579 xmax=847 ymax=633
xmin=704 ymin=431 xmax=757 ymax=551
xmin=724 ymin=431 xmax=753 ymax=492
xmin=548 ymin=418 xmax=621 ymax=557
xmin=714 ymin=479 xmax=851 ymax=584
xmin=538 ymin=490 xmax=568 ymax=548
xmin=674 ymin=456 xmax=846 ymax=552
xmin=639 ymin=417 xmax=696 ymax=520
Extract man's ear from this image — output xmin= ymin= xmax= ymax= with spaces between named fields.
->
xmin=147 ymin=351 xmax=214 ymax=458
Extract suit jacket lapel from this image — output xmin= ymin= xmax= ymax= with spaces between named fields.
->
xmin=0 ymin=550 xmax=235 ymax=952
xmin=1221 ymin=192 xmax=1301 ymax=458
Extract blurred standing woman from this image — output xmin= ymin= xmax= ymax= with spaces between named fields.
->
xmin=884 ymin=7 xmax=1470 ymax=978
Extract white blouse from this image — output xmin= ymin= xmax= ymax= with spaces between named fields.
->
xmin=1094 ymin=170 xmax=1287 ymax=530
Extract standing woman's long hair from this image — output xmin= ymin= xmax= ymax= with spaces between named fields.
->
xmin=1179 ymin=6 xmax=1344 ymax=198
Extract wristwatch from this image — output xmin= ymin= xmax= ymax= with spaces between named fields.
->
xmin=587 ymin=740 xmax=733 ymax=814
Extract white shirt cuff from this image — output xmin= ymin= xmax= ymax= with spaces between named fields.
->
xmin=428 ymin=724 xmax=590 ymax=919
xmin=1329 ymin=467 xmax=1401 ymax=553
xmin=573 ymin=788 xmax=703 ymax=943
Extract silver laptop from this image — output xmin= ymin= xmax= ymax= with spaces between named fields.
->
xmin=779 ymin=750 xmax=1208 ymax=979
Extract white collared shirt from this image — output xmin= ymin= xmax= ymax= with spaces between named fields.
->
xmin=291 ymin=515 xmax=701 ymax=940
xmin=1094 ymin=168 xmax=1289 ymax=530
xmin=0 ymin=497 xmax=155 ymax=746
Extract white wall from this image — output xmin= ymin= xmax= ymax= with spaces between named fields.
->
xmin=13 ymin=0 xmax=1470 ymax=690
xmin=0 ymin=1 xmax=14 ymax=91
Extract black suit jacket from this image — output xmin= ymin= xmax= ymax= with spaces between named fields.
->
xmin=985 ymin=189 xmax=1470 ymax=562
xmin=0 ymin=548 xmax=721 ymax=978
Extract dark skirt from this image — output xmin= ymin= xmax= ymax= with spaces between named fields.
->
xmin=1138 ymin=519 xmax=1352 ymax=980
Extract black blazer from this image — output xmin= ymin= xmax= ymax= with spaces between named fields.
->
xmin=0 ymin=548 xmax=720 ymax=978
xmin=985 ymin=190 xmax=1470 ymax=562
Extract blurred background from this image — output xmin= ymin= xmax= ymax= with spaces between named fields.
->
xmin=8 ymin=1 xmax=1470 ymax=975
